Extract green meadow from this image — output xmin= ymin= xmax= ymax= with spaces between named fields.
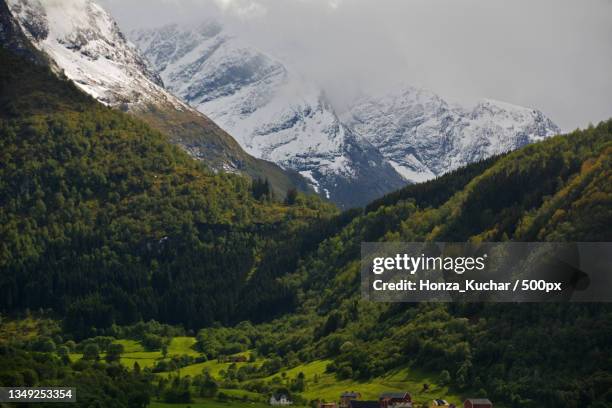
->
xmin=69 ymin=337 xmax=195 ymax=368
xmin=257 ymin=360 xmax=463 ymax=406
xmin=64 ymin=335 xmax=463 ymax=406
xmin=150 ymin=399 xmax=270 ymax=408
xmin=167 ymin=337 xmax=200 ymax=357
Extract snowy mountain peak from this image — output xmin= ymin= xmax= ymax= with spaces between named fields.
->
xmin=470 ymin=98 xmax=559 ymax=136
xmin=131 ymin=23 xmax=407 ymax=206
xmin=130 ymin=21 xmax=561 ymax=205
xmin=472 ymin=98 xmax=537 ymax=121
xmin=6 ymin=0 xmax=182 ymax=109
xmin=346 ymin=87 xmax=561 ymax=182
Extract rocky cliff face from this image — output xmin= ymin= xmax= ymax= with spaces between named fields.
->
xmin=0 ymin=0 xmax=47 ymax=64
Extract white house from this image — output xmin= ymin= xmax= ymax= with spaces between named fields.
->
xmin=270 ymin=394 xmax=293 ymax=406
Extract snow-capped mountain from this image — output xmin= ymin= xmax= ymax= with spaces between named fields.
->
xmin=4 ymin=0 xmax=561 ymax=208
xmin=130 ymin=23 xmax=406 ymax=206
xmin=3 ymin=0 xmax=312 ymax=196
xmin=5 ymin=0 xmax=184 ymax=110
xmin=131 ymin=22 xmax=560 ymax=206
xmin=344 ymin=87 xmax=561 ymax=181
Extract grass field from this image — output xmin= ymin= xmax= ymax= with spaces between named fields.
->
xmin=122 ymin=339 xmax=464 ymax=406
xmin=167 ymin=336 xmax=200 ymax=357
xmin=218 ymin=388 xmax=263 ymax=400
xmin=121 ymin=352 xmax=161 ymax=369
xmin=157 ymin=351 xmax=259 ymax=379
xmin=0 ymin=318 xmax=502 ymax=407
xmin=116 ymin=339 xmax=146 ymax=353
xmin=68 ymin=337 xmax=201 ymax=369
xmin=159 ymin=360 xmax=253 ymax=378
xmin=116 ymin=339 xmax=161 ymax=368
xmin=118 ymin=336 xmax=201 ymax=369
xmin=150 ymin=399 xmax=270 ymax=408
xmin=60 ymin=334 xmax=466 ymax=406
xmin=257 ymin=359 xmax=463 ymax=406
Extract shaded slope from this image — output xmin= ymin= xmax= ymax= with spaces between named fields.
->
xmin=0 ymin=48 xmax=334 ymax=335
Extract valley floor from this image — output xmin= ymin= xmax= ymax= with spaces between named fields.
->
xmin=67 ymin=336 xmax=468 ymax=407
xmin=150 ymin=400 xmax=270 ymax=408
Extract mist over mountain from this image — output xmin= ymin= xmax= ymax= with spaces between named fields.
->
xmin=130 ymin=22 xmax=407 ymax=206
xmin=99 ymin=0 xmax=612 ymax=132
xmin=2 ymin=0 xmax=570 ymax=207
xmin=130 ymin=20 xmax=560 ymax=204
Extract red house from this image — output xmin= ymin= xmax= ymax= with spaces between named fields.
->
xmin=464 ymin=399 xmax=492 ymax=408
xmin=379 ymin=392 xmax=412 ymax=408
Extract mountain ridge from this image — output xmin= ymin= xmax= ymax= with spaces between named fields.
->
xmin=3 ymin=0 xmax=313 ymax=197
xmin=344 ymin=86 xmax=561 ymax=181
xmin=130 ymin=21 xmax=561 ymax=206
xmin=3 ymin=0 xmax=562 ymax=208
xmin=131 ymin=22 xmax=407 ymax=207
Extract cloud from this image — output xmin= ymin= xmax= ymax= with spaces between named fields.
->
xmin=213 ymin=0 xmax=267 ymax=19
xmin=100 ymin=0 xmax=612 ymax=131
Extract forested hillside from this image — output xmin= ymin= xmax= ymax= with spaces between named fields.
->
xmin=236 ymin=119 xmax=611 ymax=407
xmin=0 ymin=48 xmax=336 ymax=337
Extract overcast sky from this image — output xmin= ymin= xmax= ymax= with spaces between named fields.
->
xmin=100 ymin=0 xmax=612 ymax=131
